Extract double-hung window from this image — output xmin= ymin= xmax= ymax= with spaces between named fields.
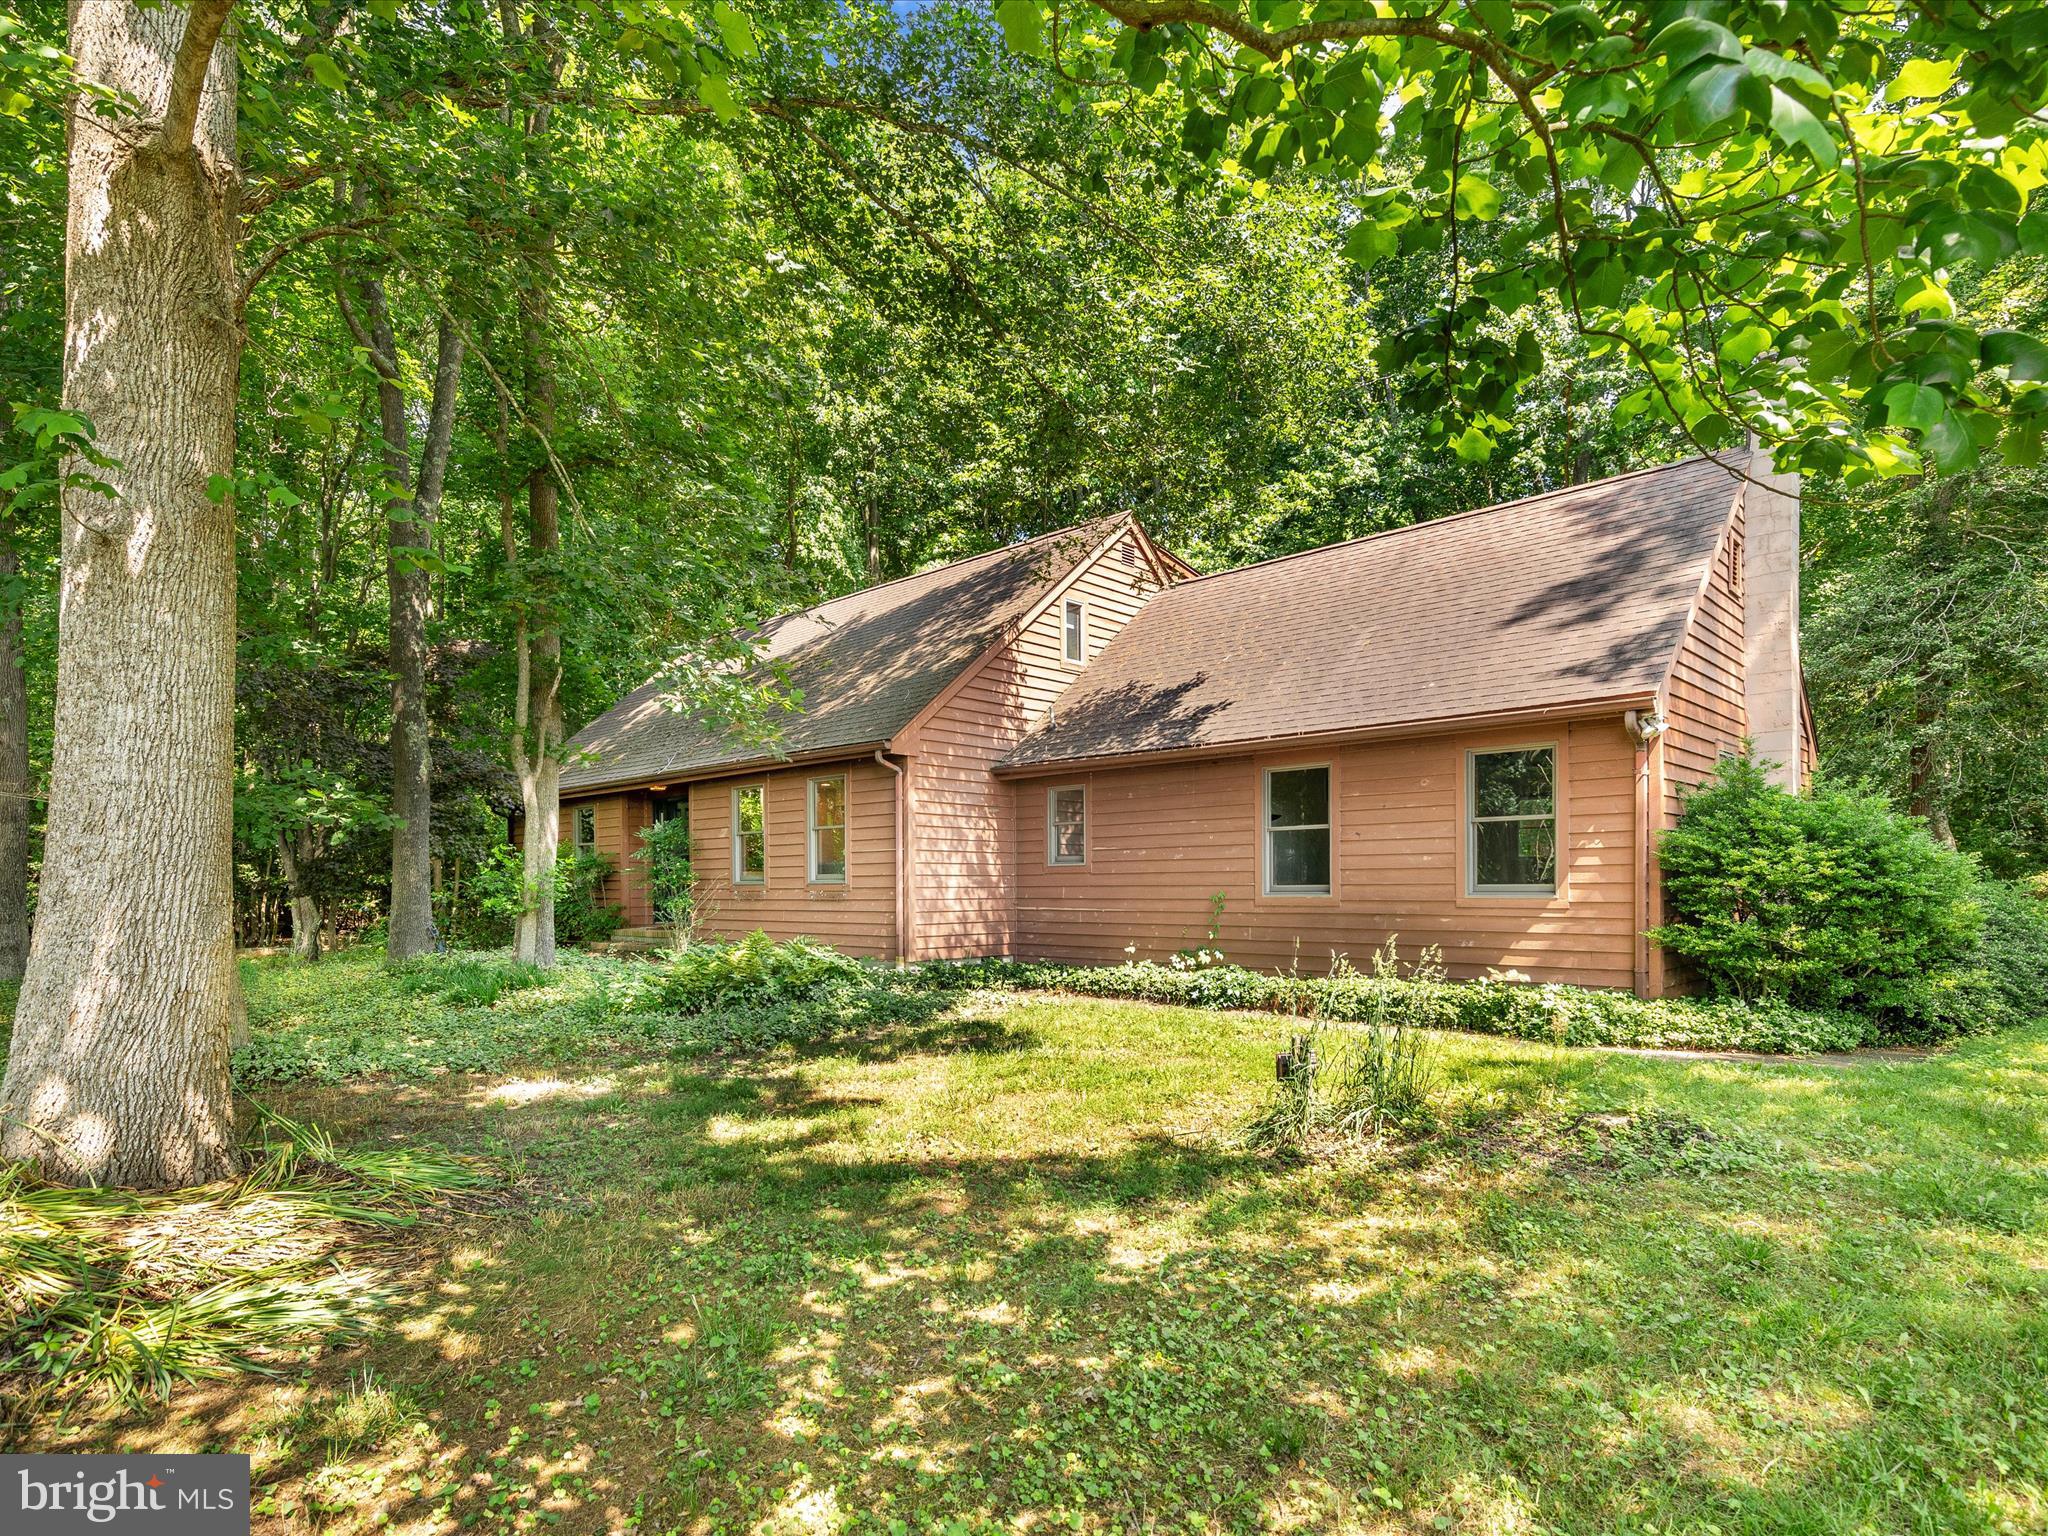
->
xmin=1262 ymin=766 xmax=1330 ymax=895
xmin=570 ymin=804 xmax=595 ymax=854
xmin=1468 ymin=747 xmax=1558 ymax=895
xmin=808 ymin=776 xmax=847 ymax=883
xmin=1063 ymin=600 xmax=1086 ymax=664
xmin=1047 ymin=786 xmax=1086 ymax=866
xmin=732 ymin=784 xmax=766 ymax=885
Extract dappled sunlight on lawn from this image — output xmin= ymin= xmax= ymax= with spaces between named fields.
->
xmin=18 ymin=967 xmax=2048 ymax=1535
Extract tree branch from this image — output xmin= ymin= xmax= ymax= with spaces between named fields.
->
xmin=242 ymin=213 xmax=389 ymax=306
xmin=159 ymin=0 xmax=234 ymax=156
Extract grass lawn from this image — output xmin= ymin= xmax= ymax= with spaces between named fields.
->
xmin=8 ymin=948 xmax=2046 ymax=1536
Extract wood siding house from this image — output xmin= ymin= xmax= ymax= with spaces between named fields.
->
xmin=560 ymin=453 xmax=1814 ymax=997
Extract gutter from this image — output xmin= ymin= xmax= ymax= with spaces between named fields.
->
xmin=874 ymin=748 xmax=910 ymax=965
xmin=560 ymin=740 xmax=890 ymax=801
xmin=991 ymin=692 xmax=1660 ymax=779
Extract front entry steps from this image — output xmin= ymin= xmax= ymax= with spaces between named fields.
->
xmin=590 ymin=925 xmax=670 ymax=955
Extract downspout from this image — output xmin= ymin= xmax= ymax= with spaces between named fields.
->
xmin=1625 ymin=708 xmax=1666 ymax=998
xmin=875 ymin=748 xmax=908 ymax=965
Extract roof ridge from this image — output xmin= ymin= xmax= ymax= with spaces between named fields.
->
xmin=1166 ymin=455 xmax=1724 ymax=591
xmin=801 ymin=514 xmax=1124 ymax=614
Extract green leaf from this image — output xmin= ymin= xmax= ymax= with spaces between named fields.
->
xmin=1882 ymin=381 xmax=1944 ymax=431
xmin=1999 ymin=416 xmax=2044 ymax=467
xmin=994 ymin=0 xmax=1045 ymax=59
xmin=1453 ymin=174 xmax=1500 ymax=221
xmin=1679 ymin=62 xmax=1747 ymax=131
xmin=306 ymin=52 xmax=346 ymax=92
xmin=1763 ymin=85 xmax=1837 ymax=168
xmin=712 ymin=2 xmax=758 ymax=61
xmin=1652 ymin=16 xmax=1742 ymax=70
xmin=696 ymin=70 xmax=738 ymax=123
xmin=1450 ymin=425 xmax=1495 ymax=462
xmin=1923 ymin=409 xmax=1978 ymax=472
xmin=1890 ymin=57 xmax=1957 ymax=99
xmin=1981 ymin=330 xmax=2048 ymax=382
xmin=1720 ymin=325 xmax=1772 ymax=368
xmin=1181 ymin=106 xmax=1227 ymax=162
xmin=1341 ymin=219 xmax=1398 ymax=270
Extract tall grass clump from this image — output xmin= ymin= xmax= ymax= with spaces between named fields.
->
xmin=1 ymin=1109 xmax=494 ymax=1410
xmin=1244 ymin=944 xmax=1442 ymax=1154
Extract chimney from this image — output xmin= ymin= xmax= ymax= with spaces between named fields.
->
xmin=1742 ymin=441 xmax=1803 ymax=790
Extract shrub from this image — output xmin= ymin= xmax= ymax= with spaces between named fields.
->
xmin=655 ymin=932 xmax=873 ymax=1014
xmin=918 ymin=954 xmax=1871 ymax=1054
xmin=391 ymin=952 xmax=548 ymax=1008
xmin=468 ymin=844 xmax=623 ymax=949
xmin=555 ymin=851 xmax=625 ymax=946
xmin=635 ymin=815 xmax=698 ymax=947
xmin=1973 ymin=877 xmax=2048 ymax=1027
xmin=1649 ymin=757 xmax=1987 ymax=1037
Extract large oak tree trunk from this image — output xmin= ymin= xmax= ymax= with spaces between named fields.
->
xmin=0 ymin=0 xmax=240 ymax=1186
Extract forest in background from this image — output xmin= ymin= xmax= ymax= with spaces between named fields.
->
xmin=1 ymin=0 xmax=2043 ymax=967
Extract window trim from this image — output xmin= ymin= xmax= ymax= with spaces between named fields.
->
xmin=1465 ymin=743 xmax=1560 ymax=898
xmin=731 ymin=783 xmax=766 ymax=886
xmin=1062 ymin=598 xmax=1087 ymax=666
xmin=807 ymin=774 xmax=848 ymax=885
xmin=1046 ymin=784 xmax=1087 ymax=867
xmin=1261 ymin=762 xmax=1333 ymax=898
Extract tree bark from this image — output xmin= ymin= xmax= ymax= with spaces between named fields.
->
xmin=0 ymin=476 xmax=33 ymax=983
xmin=339 ymin=266 xmax=461 ymax=962
xmin=277 ymin=828 xmax=321 ymax=961
xmin=0 ymin=0 xmax=240 ymax=1186
xmin=503 ymin=2 xmax=562 ymax=968
xmin=513 ymin=288 xmax=561 ymax=968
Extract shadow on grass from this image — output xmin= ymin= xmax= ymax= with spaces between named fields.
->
xmin=31 ymin=1020 xmax=2048 ymax=1535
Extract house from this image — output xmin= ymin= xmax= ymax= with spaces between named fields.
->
xmin=559 ymin=451 xmax=1813 ymax=997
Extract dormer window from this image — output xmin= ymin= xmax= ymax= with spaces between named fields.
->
xmin=1063 ymin=600 xmax=1086 ymax=665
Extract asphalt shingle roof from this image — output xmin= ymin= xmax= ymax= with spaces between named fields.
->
xmin=996 ymin=457 xmax=1741 ymax=769
xmin=561 ymin=519 xmax=1120 ymax=792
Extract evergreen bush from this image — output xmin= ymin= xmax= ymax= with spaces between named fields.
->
xmin=1649 ymin=758 xmax=1988 ymax=1037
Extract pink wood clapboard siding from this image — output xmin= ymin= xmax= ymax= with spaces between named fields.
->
xmin=1659 ymin=499 xmax=1748 ymax=826
xmin=682 ymin=758 xmax=900 ymax=958
xmin=576 ymin=789 xmax=650 ymax=925
xmin=1009 ymin=718 xmax=1642 ymax=990
xmin=902 ymin=527 xmax=1162 ymax=959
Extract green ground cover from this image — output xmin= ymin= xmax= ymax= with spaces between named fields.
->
xmin=5 ymin=947 xmax=2045 ymax=1536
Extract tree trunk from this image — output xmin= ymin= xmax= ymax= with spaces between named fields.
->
xmin=0 ymin=500 xmax=33 ymax=983
xmin=0 ymin=0 xmax=240 ymax=1186
xmin=513 ymin=295 xmax=561 ymax=968
xmin=504 ymin=7 xmax=562 ymax=968
xmin=380 ymin=300 xmax=462 ymax=962
xmin=277 ymin=828 xmax=321 ymax=961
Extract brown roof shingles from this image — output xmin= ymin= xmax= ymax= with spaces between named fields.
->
xmin=997 ymin=457 xmax=1741 ymax=770
xmin=561 ymin=518 xmax=1123 ymax=792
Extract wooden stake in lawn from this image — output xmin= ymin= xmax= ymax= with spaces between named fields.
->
xmin=0 ymin=0 xmax=242 ymax=1186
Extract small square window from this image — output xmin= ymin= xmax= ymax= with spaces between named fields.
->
xmin=1063 ymin=600 xmax=1086 ymax=665
xmin=732 ymin=785 xmax=765 ymax=885
xmin=1047 ymin=786 xmax=1086 ymax=866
